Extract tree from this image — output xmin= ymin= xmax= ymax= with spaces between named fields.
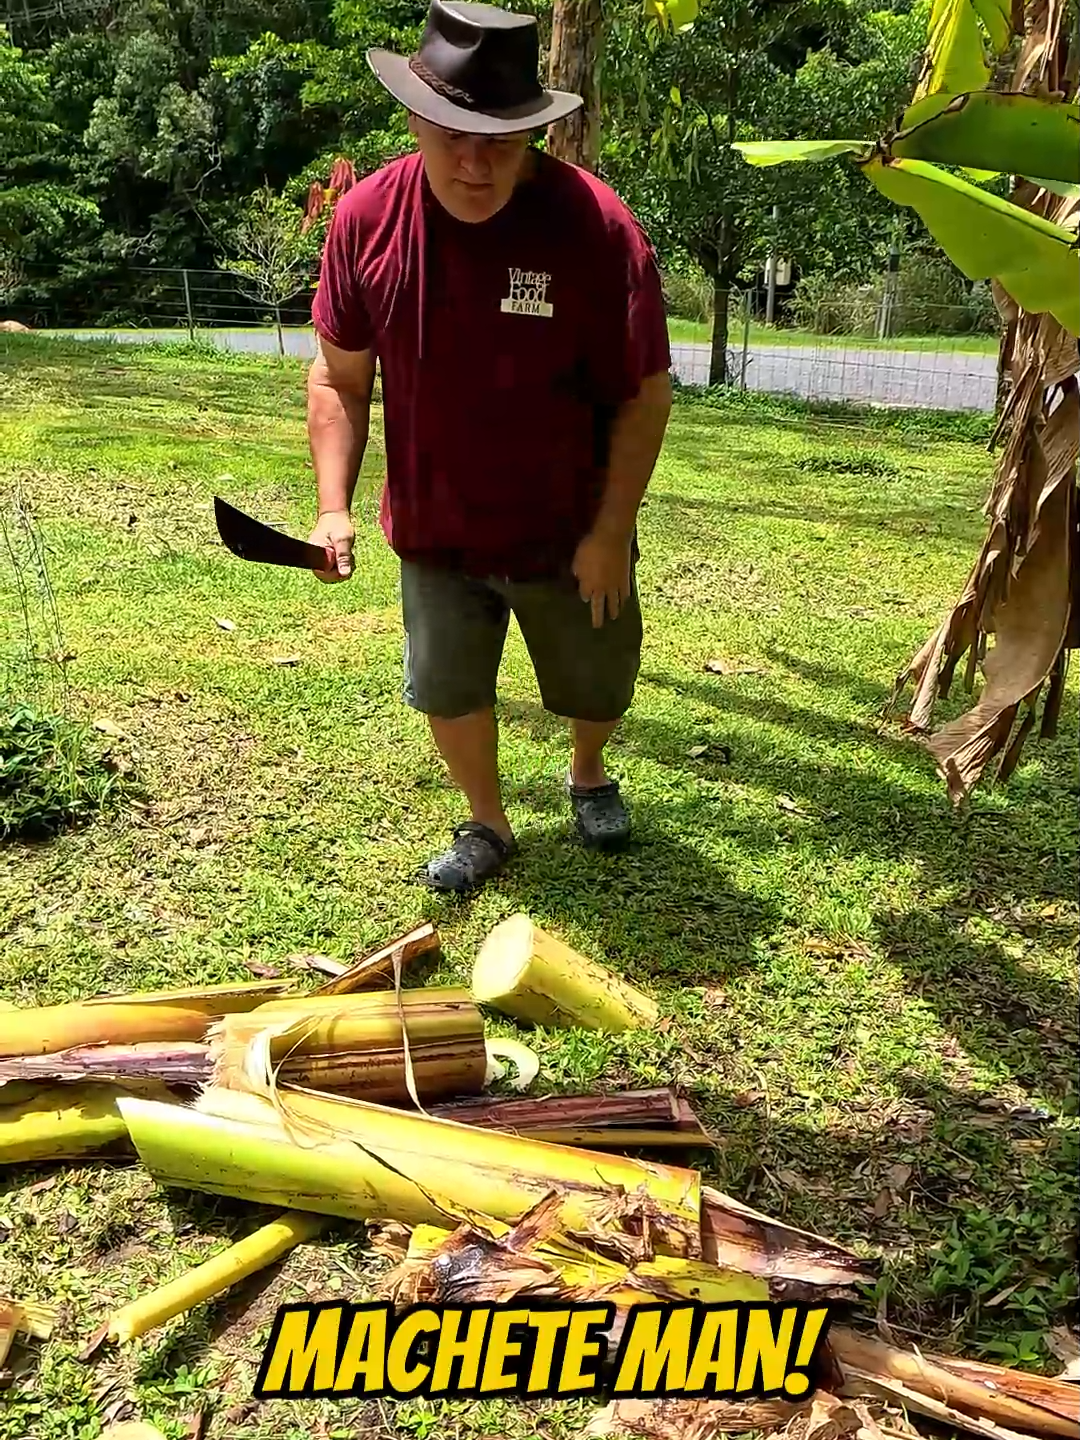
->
xmin=0 ymin=28 xmax=98 ymax=271
xmin=0 ymin=0 xmax=357 ymax=313
xmin=546 ymin=0 xmax=603 ymax=170
xmin=604 ymin=0 xmax=906 ymax=383
xmin=544 ymin=0 xmax=701 ymax=172
xmin=220 ymin=184 xmax=319 ymax=354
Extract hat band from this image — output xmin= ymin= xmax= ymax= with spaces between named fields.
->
xmin=408 ymin=55 xmax=480 ymax=109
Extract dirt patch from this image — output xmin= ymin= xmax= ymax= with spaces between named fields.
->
xmin=308 ymin=608 xmax=400 ymax=642
xmin=92 ymin=1239 xmax=158 ymax=1271
xmin=209 ymin=1229 xmax=391 ymax=1361
xmin=11 ymin=464 xmax=218 ymax=552
xmin=209 ymin=1258 xmax=306 ymax=1360
xmin=96 ymin=692 xmax=266 ymax=849
xmin=651 ymin=554 xmax=772 ymax=611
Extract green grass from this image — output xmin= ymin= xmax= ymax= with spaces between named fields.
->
xmin=667 ymin=316 xmax=1000 ymax=354
xmin=0 ymin=335 xmax=1076 ymax=1440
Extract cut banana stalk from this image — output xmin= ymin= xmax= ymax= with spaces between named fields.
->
xmin=472 ymin=914 xmax=658 ymax=1031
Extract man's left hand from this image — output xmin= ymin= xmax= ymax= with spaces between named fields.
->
xmin=572 ymin=529 xmax=632 ymax=628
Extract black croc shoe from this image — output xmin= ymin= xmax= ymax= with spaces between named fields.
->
xmin=420 ymin=821 xmax=515 ymax=894
xmin=566 ymin=776 xmax=631 ymax=849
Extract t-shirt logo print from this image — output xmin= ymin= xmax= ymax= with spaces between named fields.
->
xmin=500 ymin=268 xmax=554 ymax=318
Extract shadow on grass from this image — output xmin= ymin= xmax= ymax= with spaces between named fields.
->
xmin=639 ymin=667 xmax=906 ymax=753
xmin=760 ymin=647 xmax=901 ymax=709
xmin=691 ymin=1065 xmax=1076 ymax=1354
xmin=499 ymin=665 xmax=1077 ymax=1104
xmin=876 ymin=907 xmax=1077 ymax=1096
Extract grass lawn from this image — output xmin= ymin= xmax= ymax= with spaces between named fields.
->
xmin=0 ymin=336 xmax=1076 ymax=1440
xmin=666 ymin=317 xmax=1000 ymax=356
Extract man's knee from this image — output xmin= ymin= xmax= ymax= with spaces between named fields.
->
xmin=515 ymin=579 xmax=642 ymax=722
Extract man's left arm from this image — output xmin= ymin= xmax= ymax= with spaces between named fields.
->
xmin=572 ymin=214 xmax=674 ymax=628
xmin=573 ymin=370 xmax=672 ymax=627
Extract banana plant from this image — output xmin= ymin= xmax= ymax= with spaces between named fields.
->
xmin=735 ymin=0 xmax=1079 ymax=807
xmin=732 ymin=0 xmax=1080 ymax=335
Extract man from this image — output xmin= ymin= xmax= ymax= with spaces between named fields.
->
xmin=308 ymin=0 xmax=673 ymax=894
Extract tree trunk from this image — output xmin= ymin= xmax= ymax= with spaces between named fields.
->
xmin=545 ymin=0 xmax=602 ymax=171
xmin=274 ymin=306 xmax=284 ymax=359
xmin=709 ymin=277 xmax=730 ymax=387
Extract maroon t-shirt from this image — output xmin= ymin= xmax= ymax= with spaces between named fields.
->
xmin=312 ymin=151 xmax=670 ymax=580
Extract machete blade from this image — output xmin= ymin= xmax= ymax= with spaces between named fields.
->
xmin=213 ymin=496 xmax=333 ymax=572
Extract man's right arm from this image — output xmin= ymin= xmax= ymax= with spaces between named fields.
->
xmin=307 ymin=336 xmax=377 ymax=583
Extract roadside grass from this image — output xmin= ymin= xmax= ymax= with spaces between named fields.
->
xmin=666 ymin=316 xmax=1000 ymax=355
xmin=1 ymin=335 xmax=1076 ymax=1440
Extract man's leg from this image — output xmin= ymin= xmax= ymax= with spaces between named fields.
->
xmin=508 ymin=570 xmax=642 ymax=848
xmin=428 ymin=709 xmax=512 ymax=844
xmin=570 ymin=718 xmax=620 ymax=790
xmin=400 ymin=561 xmax=515 ymax=891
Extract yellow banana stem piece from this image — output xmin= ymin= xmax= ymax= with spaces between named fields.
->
xmin=106 ymin=1211 xmax=327 ymax=1343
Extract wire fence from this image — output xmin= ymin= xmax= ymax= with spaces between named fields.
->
xmin=1 ymin=264 xmax=1003 ymax=413
xmin=671 ymin=287 xmax=1001 ymax=413
xmin=0 ymin=262 xmax=320 ymax=334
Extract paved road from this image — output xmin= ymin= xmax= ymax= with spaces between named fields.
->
xmin=673 ymin=339 xmax=996 ymax=410
xmin=45 ymin=327 xmax=997 ymax=411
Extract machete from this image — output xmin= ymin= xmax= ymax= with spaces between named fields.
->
xmin=214 ymin=496 xmax=336 ymax=573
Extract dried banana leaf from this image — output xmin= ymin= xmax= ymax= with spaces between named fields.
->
xmin=700 ymin=1186 xmax=877 ymax=1298
xmin=430 ymin=1088 xmax=714 ymax=1147
xmin=583 ymin=1396 xmax=810 ymax=1438
xmin=0 ymin=1043 xmax=211 ymax=1088
xmin=927 ymin=1352 xmax=1080 ymax=1424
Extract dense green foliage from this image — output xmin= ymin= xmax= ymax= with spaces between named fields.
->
xmin=0 ymin=703 xmax=123 ymax=839
xmin=602 ymin=0 xmax=937 ymax=375
xmin=0 ymin=0 xmax=421 ymax=321
xmin=0 ymin=0 xmax=932 ymax=327
xmin=605 ymin=2 xmax=923 ymax=284
xmin=734 ymin=1 xmax=1080 ymax=338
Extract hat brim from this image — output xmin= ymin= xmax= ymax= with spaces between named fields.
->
xmin=368 ymin=49 xmax=583 ymax=135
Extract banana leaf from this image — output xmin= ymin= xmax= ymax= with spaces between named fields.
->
xmin=892 ymin=92 xmax=1080 ymax=184
xmin=733 ymin=140 xmax=870 ymax=165
xmin=915 ymin=0 xmax=993 ymax=102
xmin=862 ymin=155 xmax=1080 ymax=335
xmin=971 ymin=0 xmax=1016 ymax=52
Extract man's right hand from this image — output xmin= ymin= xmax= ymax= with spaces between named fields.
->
xmin=310 ymin=509 xmax=355 ymax=583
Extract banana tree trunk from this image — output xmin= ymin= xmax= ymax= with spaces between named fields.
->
xmin=889 ymin=5 xmax=1079 ymax=804
xmin=546 ymin=0 xmax=602 ymax=171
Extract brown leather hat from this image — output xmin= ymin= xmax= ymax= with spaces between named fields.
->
xmin=368 ymin=0 xmax=583 ymax=135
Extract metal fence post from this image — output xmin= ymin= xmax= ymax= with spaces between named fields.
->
xmin=765 ymin=206 xmax=780 ymax=324
xmin=182 ymin=269 xmax=195 ymax=343
xmin=877 ymin=240 xmax=900 ymax=341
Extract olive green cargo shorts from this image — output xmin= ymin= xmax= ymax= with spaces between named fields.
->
xmin=400 ymin=560 xmax=642 ymax=722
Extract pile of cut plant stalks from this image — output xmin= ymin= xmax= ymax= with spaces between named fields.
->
xmin=2 ymin=914 xmax=1077 ymax=1440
